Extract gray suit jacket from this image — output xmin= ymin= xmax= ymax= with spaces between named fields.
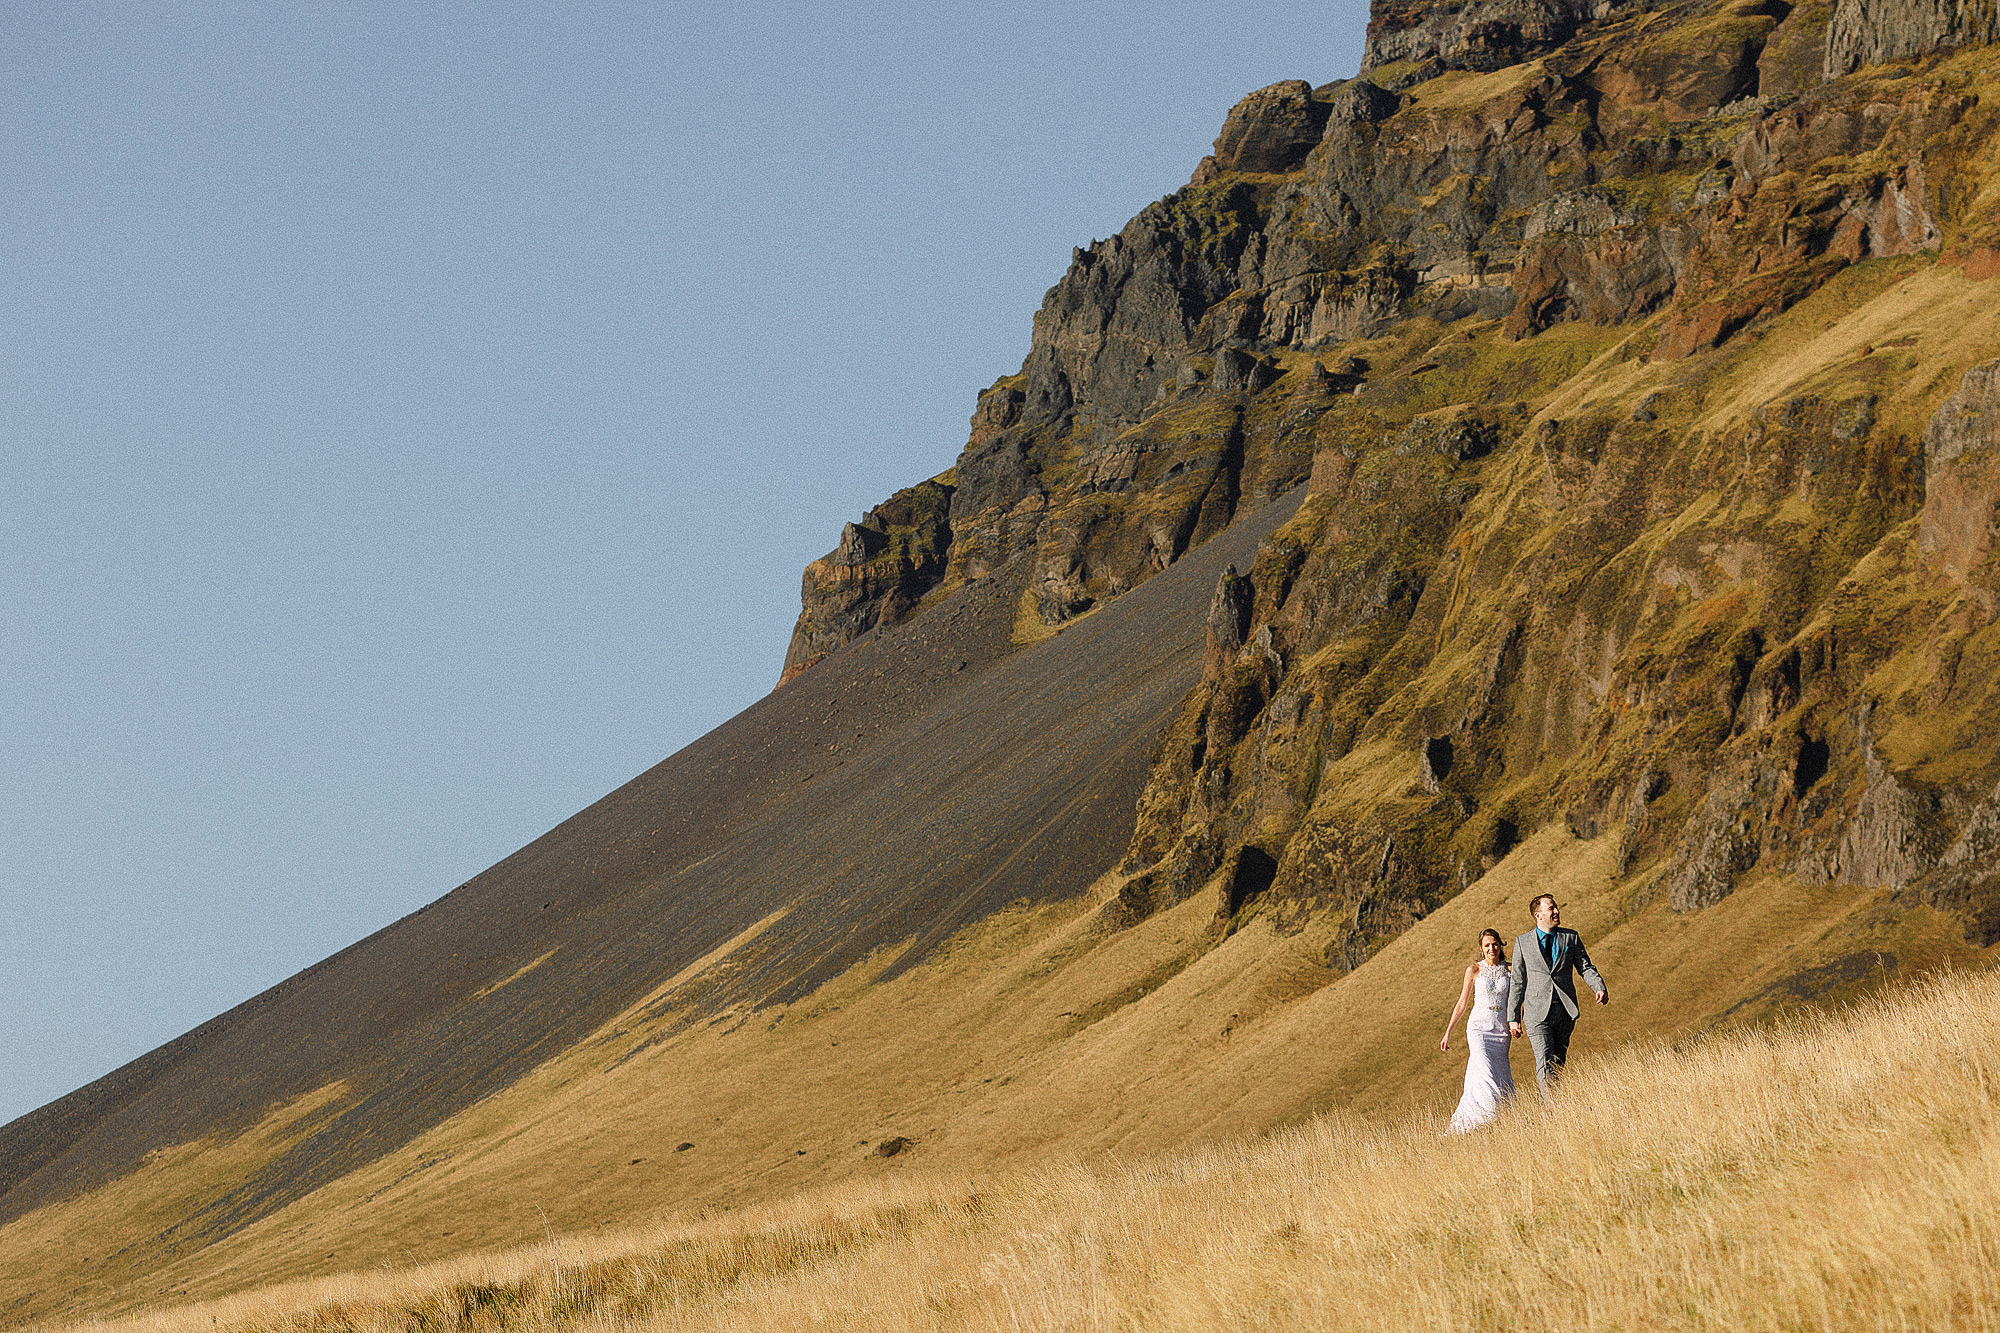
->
xmin=1507 ymin=927 xmax=1605 ymax=1024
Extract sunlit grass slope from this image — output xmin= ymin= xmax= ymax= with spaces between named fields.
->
xmin=57 ymin=963 xmax=2000 ymax=1333
xmin=8 ymin=824 xmax=1987 ymax=1323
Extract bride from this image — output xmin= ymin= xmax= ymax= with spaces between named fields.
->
xmin=1439 ymin=928 xmax=1515 ymax=1133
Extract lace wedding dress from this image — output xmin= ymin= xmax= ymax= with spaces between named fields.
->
xmin=1447 ymin=961 xmax=1515 ymax=1134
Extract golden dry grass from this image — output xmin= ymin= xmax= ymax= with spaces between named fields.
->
xmin=5 ymin=822 xmax=1979 ymax=1325
xmin=55 ymin=964 xmax=2000 ymax=1333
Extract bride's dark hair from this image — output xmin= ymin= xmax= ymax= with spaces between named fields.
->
xmin=1476 ymin=928 xmax=1507 ymax=965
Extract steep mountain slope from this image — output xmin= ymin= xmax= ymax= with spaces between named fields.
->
xmin=0 ymin=487 xmax=1306 ymax=1321
xmin=8 ymin=0 xmax=2000 ymax=1321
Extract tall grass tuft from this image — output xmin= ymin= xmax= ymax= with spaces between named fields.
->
xmin=57 ymin=968 xmax=2000 ymax=1332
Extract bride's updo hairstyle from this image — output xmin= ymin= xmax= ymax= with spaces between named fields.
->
xmin=1476 ymin=928 xmax=1507 ymax=965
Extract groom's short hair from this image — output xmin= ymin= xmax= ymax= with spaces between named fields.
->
xmin=1528 ymin=893 xmax=1556 ymax=917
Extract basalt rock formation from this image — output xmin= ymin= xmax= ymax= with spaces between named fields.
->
xmin=12 ymin=0 xmax=2000 ymax=1322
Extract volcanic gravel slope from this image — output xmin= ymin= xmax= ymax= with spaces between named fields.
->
xmin=0 ymin=489 xmax=1305 ymax=1246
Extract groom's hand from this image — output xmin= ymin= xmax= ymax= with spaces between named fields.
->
xmin=1595 ymin=990 xmax=1609 ymax=1005
xmin=1509 ymin=1021 xmax=1523 ymax=1037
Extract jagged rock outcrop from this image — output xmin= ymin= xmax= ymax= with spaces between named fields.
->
xmin=1321 ymin=77 xmax=1403 ymax=126
xmin=1204 ymin=564 xmax=1254 ymax=678
xmin=1653 ymin=76 xmax=1970 ymax=358
xmin=1363 ymin=0 xmax=1624 ymax=72
xmin=1919 ymin=357 xmax=2000 ymax=606
xmin=1666 ymin=772 xmax=1772 ymax=911
xmin=1505 ymin=190 xmax=1690 ymax=338
xmin=780 ymin=479 xmax=953 ymax=684
xmin=1914 ymin=779 xmax=2000 ymax=943
xmin=1760 ymin=0 xmax=1838 ymax=97
xmin=1825 ymin=0 xmax=2000 ymax=75
xmin=1201 ymin=80 xmax=1331 ymax=177
xmin=1816 ymin=715 xmax=1950 ymax=888
xmin=1112 ymin=338 xmax=2000 ymax=955
xmin=1585 ymin=0 xmax=1784 ymax=123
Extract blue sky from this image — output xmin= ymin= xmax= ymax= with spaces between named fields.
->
xmin=0 ymin=0 xmax=1368 ymax=1126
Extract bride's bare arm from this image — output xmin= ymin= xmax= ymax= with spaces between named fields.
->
xmin=1440 ymin=964 xmax=1476 ymax=1051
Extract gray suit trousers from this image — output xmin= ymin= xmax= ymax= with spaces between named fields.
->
xmin=1526 ymin=1002 xmax=1574 ymax=1095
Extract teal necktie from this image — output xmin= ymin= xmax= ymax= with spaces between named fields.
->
xmin=1538 ymin=929 xmax=1556 ymax=969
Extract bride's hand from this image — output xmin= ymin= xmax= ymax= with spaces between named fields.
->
xmin=1438 ymin=1033 xmax=1450 ymax=1052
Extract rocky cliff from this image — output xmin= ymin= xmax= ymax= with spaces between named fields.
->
xmin=787 ymin=0 xmax=2000 ymax=965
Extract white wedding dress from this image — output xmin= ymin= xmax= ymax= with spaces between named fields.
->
xmin=1447 ymin=961 xmax=1515 ymax=1134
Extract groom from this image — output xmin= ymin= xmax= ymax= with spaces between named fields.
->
xmin=1507 ymin=894 xmax=1608 ymax=1094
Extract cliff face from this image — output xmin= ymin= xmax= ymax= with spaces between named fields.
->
xmin=787 ymin=0 xmax=2000 ymax=963
xmin=785 ymin=0 xmax=1993 ymax=678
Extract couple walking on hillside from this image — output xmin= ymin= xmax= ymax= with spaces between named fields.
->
xmin=1437 ymin=894 xmax=1608 ymax=1134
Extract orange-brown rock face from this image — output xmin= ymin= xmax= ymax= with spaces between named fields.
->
xmin=1652 ymin=79 xmax=1972 ymax=359
xmin=1586 ymin=0 xmax=1782 ymax=123
xmin=1504 ymin=192 xmax=1689 ymax=339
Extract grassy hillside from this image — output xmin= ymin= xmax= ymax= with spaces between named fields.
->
xmin=49 ymin=960 xmax=2000 ymax=1332
xmin=6 ymin=817 xmax=1989 ymax=1321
